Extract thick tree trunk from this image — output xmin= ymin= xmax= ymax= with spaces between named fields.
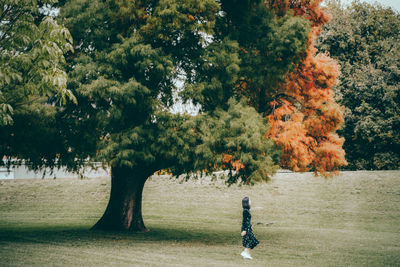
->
xmin=91 ymin=166 xmax=152 ymax=232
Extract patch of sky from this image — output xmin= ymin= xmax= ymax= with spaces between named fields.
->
xmin=39 ymin=4 xmax=59 ymax=17
xmin=323 ymin=0 xmax=400 ymax=11
xmin=169 ymin=74 xmax=201 ymax=116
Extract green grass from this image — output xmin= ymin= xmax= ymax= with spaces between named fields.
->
xmin=1 ymin=171 xmax=400 ymax=266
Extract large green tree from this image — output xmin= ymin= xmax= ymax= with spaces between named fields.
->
xmin=59 ymin=0 xmax=302 ymax=231
xmin=317 ymin=0 xmax=400 ymax=170
xmin=1 ymin=0 xmax=343 ymax=232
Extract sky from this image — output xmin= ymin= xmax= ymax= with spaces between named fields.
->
xmin=338 ymin=0 xmax=400 ymax=11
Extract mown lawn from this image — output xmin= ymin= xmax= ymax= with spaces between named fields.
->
xmin=0 ymin=171 xmax=399 ymax=266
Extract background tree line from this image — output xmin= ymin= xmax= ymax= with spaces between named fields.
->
xmin=318 ymin=0 xmax=400 ymax=170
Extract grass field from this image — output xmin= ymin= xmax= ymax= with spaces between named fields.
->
xmin=0 ymin=171 xmax=400 ymax=266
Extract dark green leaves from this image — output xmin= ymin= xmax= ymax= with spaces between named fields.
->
xmin=317 ymin=1 xmax=400 ymax=169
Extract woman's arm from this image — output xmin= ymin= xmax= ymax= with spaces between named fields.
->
xmin=241 ymin=210 xmax=249 ymax=235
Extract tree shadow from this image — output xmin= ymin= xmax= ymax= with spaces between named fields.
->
xmin=0 ymin=223 xmax=282 ymax=247
xmin=0 ymin=225 xmax=240 ymax=246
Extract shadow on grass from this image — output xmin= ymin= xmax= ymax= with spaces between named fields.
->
xmin=0 ymin=225 xmax=254 ymax=247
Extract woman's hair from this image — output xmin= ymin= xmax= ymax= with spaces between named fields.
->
xmin=242 ymin=197 xmax=250 ymax=209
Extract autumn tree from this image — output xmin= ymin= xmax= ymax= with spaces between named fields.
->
xmin=317 ymin=0 xmax=400 ymax=170
xmin=1 ymin=0 xmax=346 ymax=232
xmin=196 ymin=0 xmax=347 ymax=175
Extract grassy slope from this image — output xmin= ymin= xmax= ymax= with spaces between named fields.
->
xmin=0 ymin=171 xmax=399 ymax=266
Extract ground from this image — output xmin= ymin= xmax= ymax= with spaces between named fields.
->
xmin=0 ymin=171 xmax=399 ymax=266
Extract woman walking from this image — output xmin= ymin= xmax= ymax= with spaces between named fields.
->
xmin=240 ymin=197 xmax=259 ymax=259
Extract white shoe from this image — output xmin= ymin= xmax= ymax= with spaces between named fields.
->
xmin=244 ymin=254 xmax=253 ymax=260
xmin=241 ymin=251 xmax=253 ymax=259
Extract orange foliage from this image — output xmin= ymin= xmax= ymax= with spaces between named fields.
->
xmin=154 ymin=169 xmax=172 ymax=175
xmin=222 ymin=154 xmax=245 ymax=172
xmin=267 ymin=0 xmax=330 ymax=29
xmin=266 ymin=0 xmax=347 ymax=175
xmin=239 ymin=47 xmax=249 ymax=54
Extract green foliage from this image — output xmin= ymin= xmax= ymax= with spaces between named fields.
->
xmin=0 ymin=102 xmax=65 ymax=169
xmin=181 ymin=38 xmax=241 ymax=111
xmin=185 ymin=0 xmax=310 ymax=114
xmin=317 ymin=0 xmax=400 ymax=170
xmin=194 ymin=98 xmax=280 ymax=184
xmin=0 ymin=0 xmax=74 ymax=126
xmin=153 ymin=98 xmax=280 ymax=184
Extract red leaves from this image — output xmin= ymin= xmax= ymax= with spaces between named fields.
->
xmin=267 ymin=0 xmax=330 ymax=28
xmin=239 ymin=47 xmax=249 ymax=54
xmin=222 ymin=154 xmax=245 ymax=172
xmin=266 ymin=0 xmax=347 ymax=176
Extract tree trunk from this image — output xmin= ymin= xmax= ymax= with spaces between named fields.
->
xmin=91 ymin=166 xmax=152 ymax=232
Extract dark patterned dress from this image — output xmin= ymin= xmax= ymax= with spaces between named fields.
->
xmin=241 ymin=208 xmax=259 ymax=249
